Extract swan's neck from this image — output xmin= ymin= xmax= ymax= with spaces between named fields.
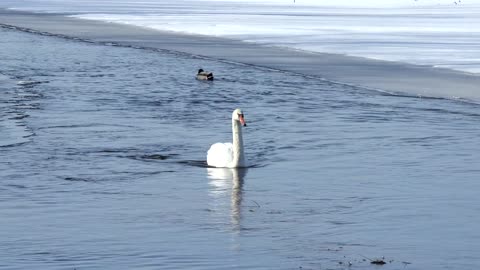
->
xmin=232 ymin=120 xmax=245 ymax=167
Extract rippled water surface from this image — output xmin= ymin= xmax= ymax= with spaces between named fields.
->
xmin=1 ymin=27 xmax=480 ymax=270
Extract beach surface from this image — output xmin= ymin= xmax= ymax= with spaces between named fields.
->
xmin=1 ymin=8 xmax=479 ymax=101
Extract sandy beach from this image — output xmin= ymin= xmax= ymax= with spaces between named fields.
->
xmin=1 ymin=8 xmax=479 ymax=101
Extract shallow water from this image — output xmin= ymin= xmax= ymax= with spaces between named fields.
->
xmin=1 ymin=27 xmax=480 ymax=270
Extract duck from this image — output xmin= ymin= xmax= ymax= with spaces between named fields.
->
xmin=207 ymin=108 xmax=247 ymax=168
xmin=196 ymin=69 xmax=214 ymax=81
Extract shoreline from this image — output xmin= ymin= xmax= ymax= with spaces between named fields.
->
xmin=1 ymin=8 xmax=479 ymax=101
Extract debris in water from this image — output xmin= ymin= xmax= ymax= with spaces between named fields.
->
xmin=371 ymin=259 xmax=386 ymax=265
xmin=360 ymin=255 xmax=387 ymax=265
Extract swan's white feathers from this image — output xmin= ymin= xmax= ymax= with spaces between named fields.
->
xmin=207 ymin=142 xmax=234 ymax=168
xmin=206 ymin=108 xmax=247 ymax=168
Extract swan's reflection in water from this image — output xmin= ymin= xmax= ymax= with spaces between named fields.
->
xmin=207 ymin=168 xmax=247 ymax=231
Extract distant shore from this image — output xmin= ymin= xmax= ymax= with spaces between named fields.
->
xmin=1 ymin=8 xmax=479 ymax=101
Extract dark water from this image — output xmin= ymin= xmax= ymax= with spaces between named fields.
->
xmin=1 ymin=27 xmax=480 ymax=270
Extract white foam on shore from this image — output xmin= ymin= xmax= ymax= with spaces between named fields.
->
xmin=1 ymin=0 xmax=480 ymax=74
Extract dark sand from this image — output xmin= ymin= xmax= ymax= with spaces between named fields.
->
xmin=1 ymin=9 xmax=479 ymax=100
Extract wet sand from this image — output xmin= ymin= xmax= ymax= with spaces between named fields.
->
xmin=1 ymin=8 xmax=479 ymax=100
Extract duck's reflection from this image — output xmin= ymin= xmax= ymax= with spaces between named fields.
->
xmin=207 ymin=168 xmax=247 ymax=231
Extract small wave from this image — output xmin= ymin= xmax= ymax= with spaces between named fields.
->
xmin=179 ymin=159 xmax=265 ymax=169
xmin=96 ymin=147 xmax=139 ymax=154
xmin=16 ymin=80 xmax=49 ymax=87
xmin=178 ymin=160 xmax=209 ymax=168
xmin=37 ymin=123 xmax=135 ymax=130
xmin=0 ymin=117 xmax=34 ymax=148
xmin=0 ymin=140 xmax=30 ymax=148
xmin=5 ymin=184 xmax=28 ymax=189
xmin=399 ymin=135 xmax=454 ymax=145
xmin=63 ymin=177 xmax=98 ymax=182
xmin=419 ymin=107 xmax=480 ymax=118
xmin=128 ymin=153 xmax=179 ymax=161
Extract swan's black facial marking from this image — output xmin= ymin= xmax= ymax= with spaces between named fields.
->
xmin=238 ymin=113 xmax=246 ymax=126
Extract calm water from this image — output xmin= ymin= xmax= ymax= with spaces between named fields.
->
xmin=1 ymin=27 xmax=480 ymax=270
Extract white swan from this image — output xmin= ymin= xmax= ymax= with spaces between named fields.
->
xmin=207 ymin=108 xmax=247 ymax=168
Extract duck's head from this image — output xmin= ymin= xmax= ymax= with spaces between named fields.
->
xmin=232 ymin=108 xmax=246 ymax=126
xmin=198 ymin=69 xmax=204 ymax=74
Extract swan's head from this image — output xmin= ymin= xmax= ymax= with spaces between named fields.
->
xmin=232 ymin=108 xmax=246 ymax=126
xmin=198 ymin=69 xmax=204 ymax=74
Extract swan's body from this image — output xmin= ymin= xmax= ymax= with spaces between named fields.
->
xmin=207 ymin=108 xmax=247 ymax=168
xmin=196 ymin=69 xmax=214 ymax=81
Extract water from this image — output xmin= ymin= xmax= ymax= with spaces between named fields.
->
xmin=1 ymin=27 xmax=480 ymax=270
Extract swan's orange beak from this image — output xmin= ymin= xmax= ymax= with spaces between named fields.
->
xmin=239 ymin=114 xmax=246 ymax=127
